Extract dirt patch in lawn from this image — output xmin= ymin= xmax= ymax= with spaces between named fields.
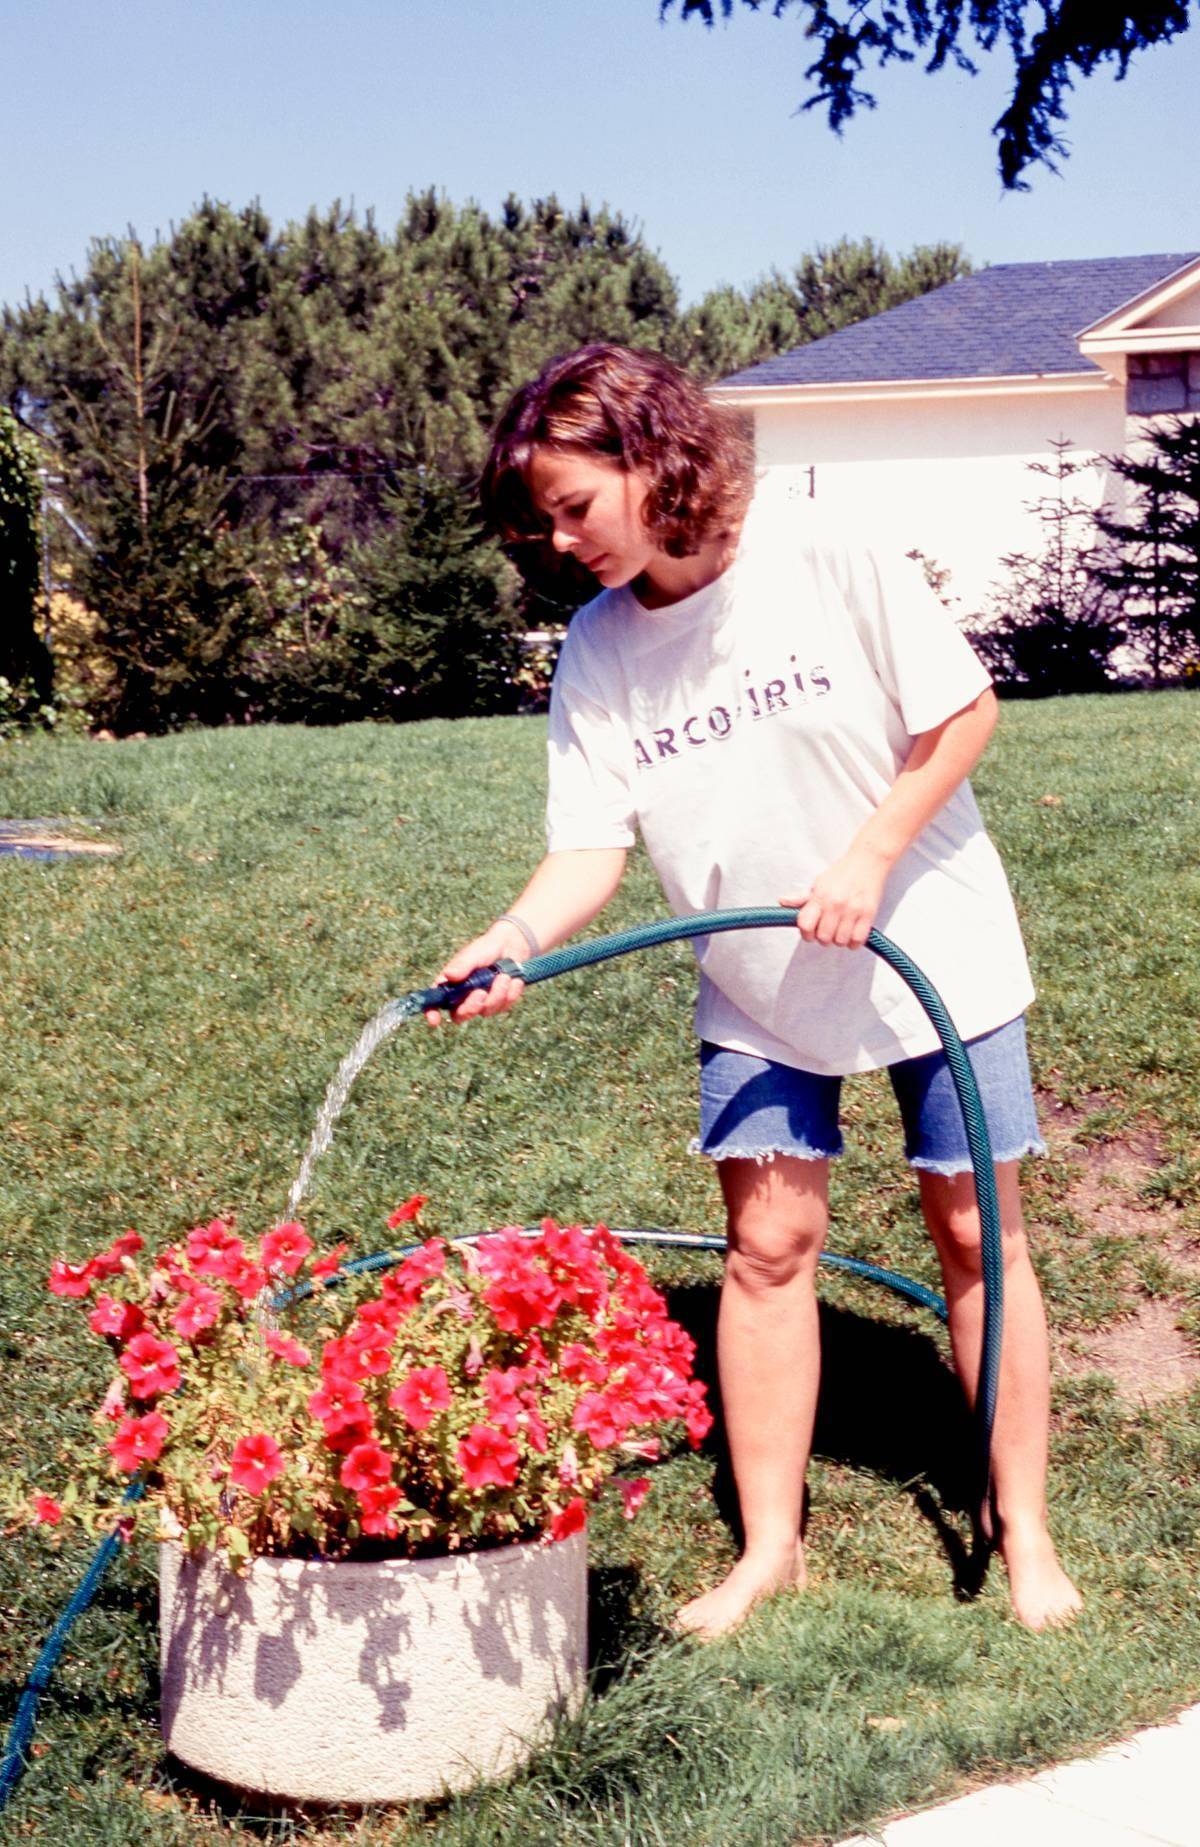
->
xmin=1040 ymin=1094 xmax=1200 ymax=1406
xmin=0 ymin=819 xmax=120 ymax=859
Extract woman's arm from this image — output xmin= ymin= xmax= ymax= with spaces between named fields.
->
xmin=425 ymin=846 xmax=628 ymax=1024
xmin=782 ymin=687 xmax=998 ymax=949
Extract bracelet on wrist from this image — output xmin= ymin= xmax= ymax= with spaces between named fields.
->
xmin=495 ymin=912 xmax=540 ymax=960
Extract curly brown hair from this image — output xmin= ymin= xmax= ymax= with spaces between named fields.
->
xmin=480 ymin=344 xmax=754 ymax=560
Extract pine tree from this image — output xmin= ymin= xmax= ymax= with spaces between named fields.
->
xmin=1093 ymin=418 xmax=1200 ymax=685
xmin=347 ymin=469 xmax=522 ymax=720
xmin=0 ymin=407 xmax=51 ymax=708
xmin=38 ymin=237 xmax=261 ymax=730
xmin=966 ymin=439 xmax=1126 ymax=696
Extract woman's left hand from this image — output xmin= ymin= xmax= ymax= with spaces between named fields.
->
xmin=781 ymin=846 xmax=891 ymax=949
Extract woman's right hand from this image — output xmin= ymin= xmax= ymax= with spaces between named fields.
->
xmin=423 ymin=922 xmax=528 ymax=1027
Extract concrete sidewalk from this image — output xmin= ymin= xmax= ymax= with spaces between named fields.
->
xmin=836 ymin=1701 xmax=1200 ymax=1846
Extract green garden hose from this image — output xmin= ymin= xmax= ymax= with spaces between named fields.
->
xmin=413 ymin=906 xmax=1003 ymax=1519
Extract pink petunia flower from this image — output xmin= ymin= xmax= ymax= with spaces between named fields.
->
xmin=572 ymin=1390 xmax=632 ymax=1451
xmin=483 ymin=1366 xmax=525 ymax=1435
xmin=358 ymin=1482 xmax=401 ymax=1536
xmin=119 ymin=1331 xmax=182 ymax=1399
xmin=475 ymin=1228 xmax=564 ymax=1334
xmin=385 ymin=1193 xmax=429 ymax=1228
xmin=32 ymin=1493 xmax=64 ymax=1526
xmin=186 ymin=1218 xmax=241 ymax=1275
xmin=355 ymin=1299 xmax=401 ymax=1336
xmin=558 ymin=1342 xmax=608 ymax=1386
xmin=522 ymin=1404 xmax=549 ymax=1454
xmin=536 ymin=1220 xmax=609 ymax=1318
xmin=108 ymin=1410 xmax=169 ymax=1471
xmin=88 ymin=1294 xmax=146 ymax=1342
xmin=549 ymin=1497 xmax=587 ymax=1542
xmin=684 ymin=1380 xmax=713 ymax=1448
xmin=264 ymin=1329 xmax=312 ymax=1366
xmin=171 ymin=1284 xmax=223 ymax=1340
xmin=322 ymin=1409 xmax=375 ymax=1454
xmin=48 ymin=1259 xmax=94 ymax=1298
xmin=309 ymin=1378 xmax=374 ymax=1452
xmin=381 ymin=1237 xmax=446 ymax=1314
xmin=620 ymin=1435 xmax=661 ymax=1462
xmin=219 ymin=1251 xmax=268 ymax=1299
xmin=311 ymin=1241 xmax=349 ymax=1280
xmin=229 ymin=1432 xmax=284 ymax=1494
xmin=89 ymin=1229 xmax=144 ymax=1279
xmin=339 ymin=1441 xmax=393 ymax=1494
xmin=343 ymin=1327 xmax=393 ymax=1377
xmin=308 ymin=1377 xmax=366 ymax=1425
xmin=388 ymin=1364 xmax=451 ymax=1430
xmin=557 ymin=1443 xmax=581 ymax=1488
xmin=456 ymin=1424 xmax=520 ymax=1491
xmin=615 ymin=1476 xmax=651 ymax=1521
xmin=261 ymin=1222 xmax=313 ymax=1277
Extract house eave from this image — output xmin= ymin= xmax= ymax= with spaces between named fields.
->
xmin=1076 ymin=255 xmax=1200 ymax=342
xmin=1079 ymin=327 xmax=1200 ymax=358
xmin=710 ymin=372 xmax=1115 ymax=410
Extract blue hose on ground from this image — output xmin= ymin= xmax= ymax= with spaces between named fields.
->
xmin=0 ymin=1480 xmax=144 ymax=1809
xmin=0 ymin=908 xmax=999 ymax=1814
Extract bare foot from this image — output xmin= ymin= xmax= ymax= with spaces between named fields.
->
xmin=1001 ymin=1518 xmax=1083 ymax=1631
xmin=674 ymin=1541 xmax=807 ymax=1641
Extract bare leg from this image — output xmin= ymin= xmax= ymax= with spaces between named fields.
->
xmin=920 ymin=1162 xmax=1082 ymax=1630
xmin=675 ymin=1155 xmax=828 ymax=1640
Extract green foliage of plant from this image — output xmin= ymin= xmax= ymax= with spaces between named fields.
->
xmin=345 ymin=469 xmax=524 ymax=721
xmin=1 ymin=697 xmax=1199 ymax=1840
xmin=20 ymin=1214 xmax=702 ymax=1565
xmin=0 ymin=405 xmax=52 ymax=715
xmin=1093 ymin=416 xmax=1200 ymax=686
xmin=662 ymin=2 xmax=1194 ymax=188
xmin=965 ymin=440 xmax=1128 ymax=696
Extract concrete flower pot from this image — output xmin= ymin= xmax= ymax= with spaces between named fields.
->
xmin=159 ymin=1530 xmax=587 ymax=1804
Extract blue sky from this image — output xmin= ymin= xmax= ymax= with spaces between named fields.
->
xmin=3 ymin=0 xmax=1198 ymax=312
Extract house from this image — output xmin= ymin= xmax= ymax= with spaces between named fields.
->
xmin=712 ymin=253 xmax=1200 ymax=611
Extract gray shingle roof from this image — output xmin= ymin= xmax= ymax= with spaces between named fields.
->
xmin=720 ymin=254 xmax=1200 ymax=389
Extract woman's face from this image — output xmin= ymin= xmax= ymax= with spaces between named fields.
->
xmin=527 ymin=447 xmax=657 ymax=590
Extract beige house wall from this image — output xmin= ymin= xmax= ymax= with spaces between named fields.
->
xmin=749 ymin=383 xmax=1127 ymax=613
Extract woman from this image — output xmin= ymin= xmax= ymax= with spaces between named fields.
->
xmin=428 ymin=343 xmax=1081 ymax=1638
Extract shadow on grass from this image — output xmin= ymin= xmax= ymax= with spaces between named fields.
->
xmin=664 ymin=1281 xmax=991 ymax=1601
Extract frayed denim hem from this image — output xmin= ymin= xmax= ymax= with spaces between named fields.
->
xmin=907 ymin=1136 xmax=1047 ymax=1177
xmin=686 ymin=1136 xmax=839 ymax=1166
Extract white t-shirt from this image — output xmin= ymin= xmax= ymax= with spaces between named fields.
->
xmin=545 ymin=485 xmax=1034 ymax=1076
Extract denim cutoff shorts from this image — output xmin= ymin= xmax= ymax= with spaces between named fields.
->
xmin=694 ymin=1015 xmax=1045 ymax=1177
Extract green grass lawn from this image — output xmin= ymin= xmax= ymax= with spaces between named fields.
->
xmin=1 ymin=693 xmax=1198 ymax=1846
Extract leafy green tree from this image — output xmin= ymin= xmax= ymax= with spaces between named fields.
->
xmin=677 ymin=238 xmax=969 ymax=379
xmin=0 ymin=407 xmax=51 ymax=709
xmin=0 ymin=193 xmax=971 ymax=729
xmin=661 ymin=2 xmax=1195 ymax=188
xmin=8 ymin=236 xmax=263 ymax=730
xmin=1092 ymin=418 xmax=1200 ymax=684
xmin=345 ymin=469 xmax=523 ymax=721
xmin=965 ymin=439 xmax=1126 ymax=696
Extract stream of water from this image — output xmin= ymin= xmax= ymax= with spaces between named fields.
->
xmin=283 ymin=992 xmax=425 ymax=1221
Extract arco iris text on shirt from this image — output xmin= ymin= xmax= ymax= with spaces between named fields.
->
xmin=632 ymin=658 xmax=832 ymax=770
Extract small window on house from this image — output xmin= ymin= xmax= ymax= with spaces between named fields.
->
xmin=1126 ymin=352 xmax=1189 ymax=417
